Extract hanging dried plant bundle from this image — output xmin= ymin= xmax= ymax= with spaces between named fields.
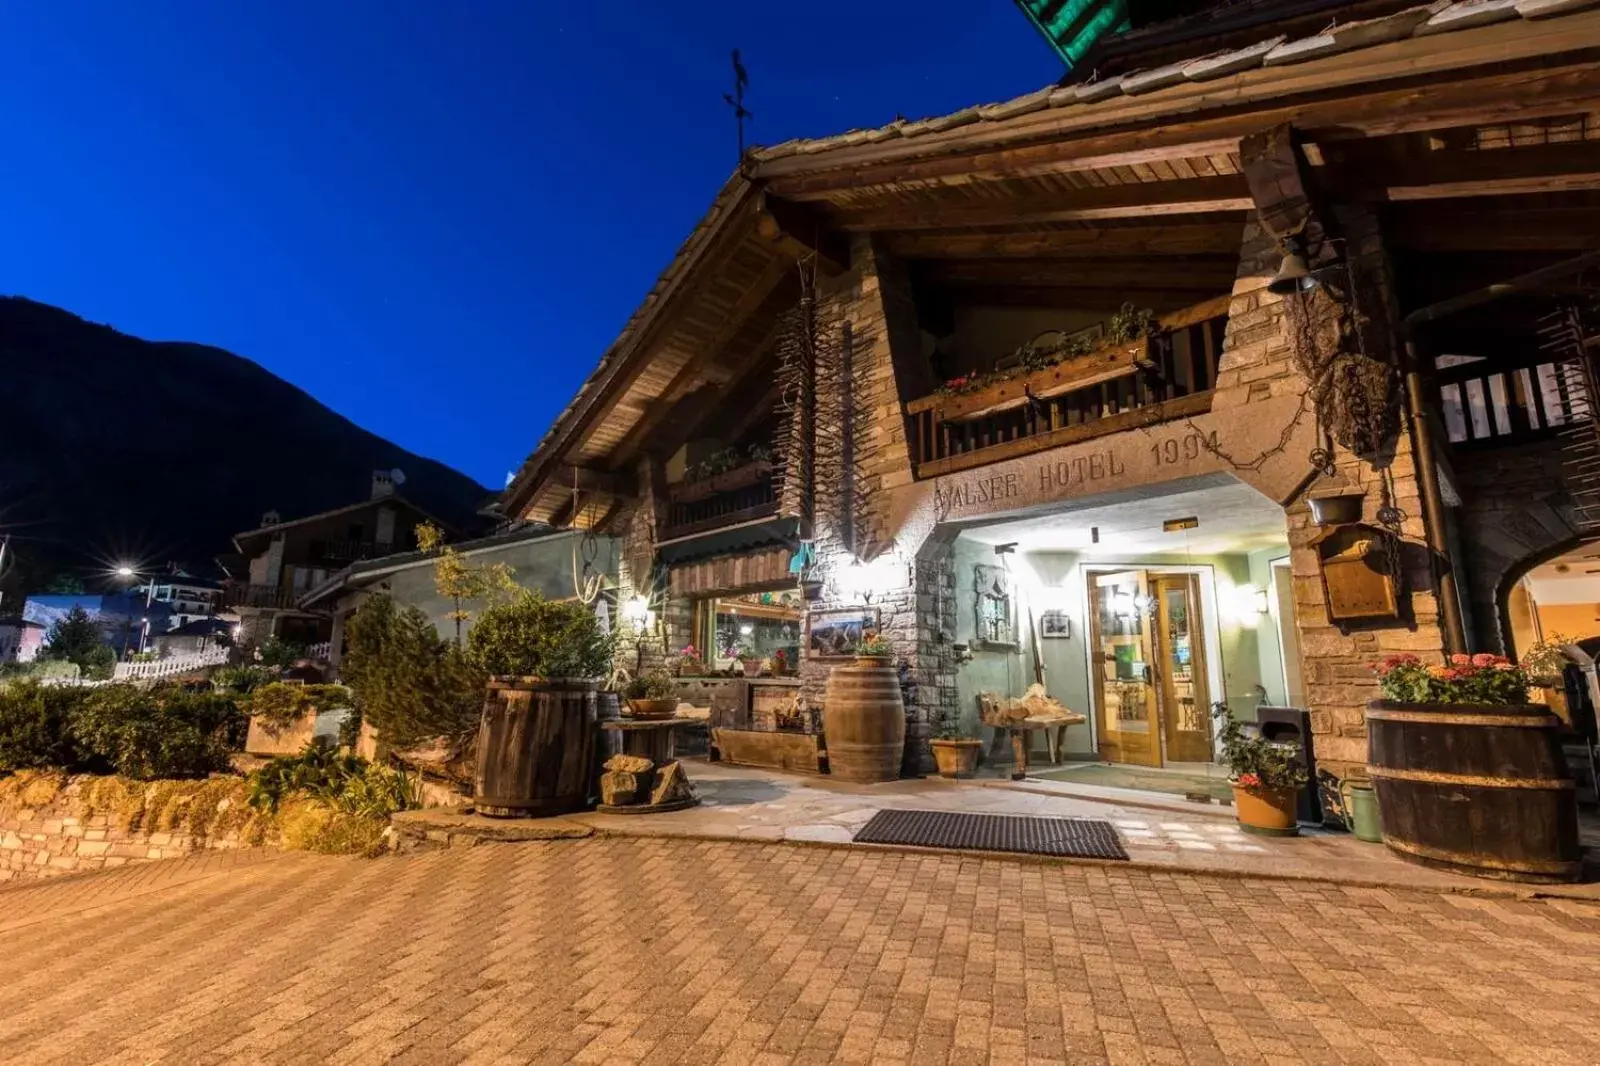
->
xmin=1284 ymin=264 xmax=1400 ymax=458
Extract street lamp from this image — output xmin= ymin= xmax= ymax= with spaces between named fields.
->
xmin=112 ymin=564 xmax=139 ymax=661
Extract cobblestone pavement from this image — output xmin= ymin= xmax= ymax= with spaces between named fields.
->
xmin=5 ymin=839 xmax=1600 ymax=1065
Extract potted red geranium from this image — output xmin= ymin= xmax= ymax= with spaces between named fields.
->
xmin=1368 ymin=652 xmax=1580 ymax=882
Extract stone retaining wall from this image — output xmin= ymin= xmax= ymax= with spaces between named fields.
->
xmin=0 ymin=775 xmax=260 ymax=884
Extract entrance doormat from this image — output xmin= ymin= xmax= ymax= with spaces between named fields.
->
xmin=852 ymin=809 xmax=1128 ymax=860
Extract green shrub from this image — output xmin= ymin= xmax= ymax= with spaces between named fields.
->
xmin=623 ymin=671 xmax=677 ymax=700
xmin=248 ymin=744 xmax=419 ymax=819
xmin=244 ymin=682 xmax=352 ymax=732
xmin=256 ymin=636 xmax=306 ymax=669
xmin=467 ymin=592 xmax=613 ymax=680
xmin=0 ymin=681 xmax=87 ymax=770
xmin=340 ymin=594 xmax=484 ymax=749
xmin=213 ymin=665 xmax=277 ymax=694
xmin=70 ymin=683 xmax=247 ymax=779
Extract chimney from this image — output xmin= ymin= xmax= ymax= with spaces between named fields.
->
xmin=260 ymin=510 xmax=281 ymax=527
xmin=371 ymin=470 xmax=396 ymax=499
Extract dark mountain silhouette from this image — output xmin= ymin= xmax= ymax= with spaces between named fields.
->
xmin=0 ymin=297 xmax=493 ymax=587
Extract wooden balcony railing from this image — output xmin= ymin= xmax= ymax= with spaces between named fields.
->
xmin=1437 ymin=354 xmax=1583 ymax=450
xmin=222 ymin=584 xmax=300 ymax=610
xmin=906 ymin=297 xmax=1230 ymax=478
xmin=662 ymin=470 xmax=779 ymax=541
xmin=307 ymin=540 xmax=395 ymax=565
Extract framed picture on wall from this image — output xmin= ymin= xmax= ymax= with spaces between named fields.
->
xmin=1039 ymin=609 xmax=1071 ymax=639
xmin=808 ymin=608 xmax=879 ymax=658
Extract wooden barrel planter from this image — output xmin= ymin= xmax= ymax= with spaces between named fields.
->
xmin=1366 ymin=700 xmax=1581 ymax=883
xmin=821 ymin=658 xmax=906 ymax=783
xmin=474 ymin=677 xmax=598 ymax=818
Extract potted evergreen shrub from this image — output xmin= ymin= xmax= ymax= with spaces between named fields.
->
xmin=622 ymin=671 xmax=679 ymax=719
xmin=465 ymin=592 xmax=614 ymax=818
xmin=1213 ymin=703 xmax=1308 ymax=836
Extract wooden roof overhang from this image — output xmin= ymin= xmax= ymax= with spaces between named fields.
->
xmin=504 ymin=9 xmax=1600 ymax=528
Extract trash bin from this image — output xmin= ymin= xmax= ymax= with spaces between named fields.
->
xmin=1253 ymin=706 xmax=1323 ymax=825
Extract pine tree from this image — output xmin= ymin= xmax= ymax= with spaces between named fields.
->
xmin=43 ymin=606 xmax=108 ymax=669
xmin=340 ymin=593 xmax=483 ymax=749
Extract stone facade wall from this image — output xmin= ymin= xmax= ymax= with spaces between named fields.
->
xmin=1451 ymin=439 xmax=1580 ymax=653
xmin=789 ymin=238 xmax=951 ymax=771
xmin=1213 ymin=209 xmax=1444 ymax=778
xmin=0 ymin=776 xmax=257 ymax=884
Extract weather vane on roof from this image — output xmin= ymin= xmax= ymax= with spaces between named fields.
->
xmin=723 ymin=48 xmax=752 ymax=171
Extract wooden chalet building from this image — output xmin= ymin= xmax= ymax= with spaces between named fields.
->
xmin=504 ymin=0 xmax=1600 ymax=785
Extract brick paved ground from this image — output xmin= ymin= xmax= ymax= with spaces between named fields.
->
xmin=4 ymin=839 xmax=1600 ymax=1065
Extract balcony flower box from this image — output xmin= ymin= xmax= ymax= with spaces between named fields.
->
xmin=671 ymin=460 xmax=774 ymax=503
xmin=908 ymin=336 xmax=1149 ymax=424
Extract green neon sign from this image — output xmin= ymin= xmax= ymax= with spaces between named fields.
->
xmin=1014 ymin=0 xmax=1132 ymax=70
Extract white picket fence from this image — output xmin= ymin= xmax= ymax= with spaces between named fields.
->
xmin=113 ymin=645 xmax=231 ymax=681
xmin=306 ymin=641 xmax=332 ymax=662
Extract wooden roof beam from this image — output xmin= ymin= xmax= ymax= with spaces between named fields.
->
xmin=881 ymin=218 xmax=1247 ymax=260
xmin=928 ymin=284 xmax=1224 ymax=311
xmin=1385 ymin=195 xmax=1600 ymax=253
xmin=605 ymin=254 xmax=797 ymax=468
xmin=826 ymin=175 xmax=1253 ymax=232
xmin=1326 ymin=139 xmax=1600 ymax=203
xmin=914 ymin=255 xmax=1238 ymax=289
xmin=756 ymin=192 xmax=849 ymax=275
xmin=546 ymin=463 xmax=635 ymax=501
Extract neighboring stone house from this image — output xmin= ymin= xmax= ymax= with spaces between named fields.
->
xmin=498 ymin=1 xmax=1600 ymax=791
xmin=225 ymin=471 xmax=449 ymax=650
xmin=0 ymin=618 xmax=43 ymax=663
xmin=298 ymin=524 xmax=619 ymax=669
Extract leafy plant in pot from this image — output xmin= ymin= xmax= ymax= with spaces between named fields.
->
xmin=1212 ymin=702 xmax=1308 ymax=836
xmin=622 ymin=671 xmax=679 ymax=719
xmin=855 ymin=630 xmax=892 ymax=667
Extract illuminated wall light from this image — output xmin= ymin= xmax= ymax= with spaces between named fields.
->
xmin=834 ymin=553 xmax=908 ymax=604
xmin=622 ymin=595 xmax=654 ymax=629
xmin=1227 ymin=584 xmax=1268 ymax=628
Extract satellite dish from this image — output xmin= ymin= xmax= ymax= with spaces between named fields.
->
xmin=389 ymin=468 xmax=407 ymax=486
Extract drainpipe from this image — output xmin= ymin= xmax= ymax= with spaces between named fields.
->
xmin=1399 ymin=249 xmax=1600 ymax=656
xmin=1399 ymin=341 xmax=1466 ymax=655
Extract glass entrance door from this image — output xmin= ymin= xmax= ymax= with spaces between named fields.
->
xmin=1090 ymin=569 xmax=1215 ymax=766
xmin=1152 ymin=574 xmax=1213 ymax=763
xmin=1089 ymin=570 xmax=1160 ymax=766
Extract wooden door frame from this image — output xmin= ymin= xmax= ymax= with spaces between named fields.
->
xmin=1081 ymin=563 xmax=1227 ymax=764
xmin=1152 ymin=573 xmax=1213 ymax=763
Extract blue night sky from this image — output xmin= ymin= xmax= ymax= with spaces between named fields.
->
xmin=0 ymin=2 xmax=1059 ymax=489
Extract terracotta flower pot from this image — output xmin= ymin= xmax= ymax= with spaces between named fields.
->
xmin=740 ymin=657 xmax=765 ymax=677
xmin=931 ymin=738 xmax=981 ymax=779
xmin=1232 ymin=784 xmax=1299 ymax=836
xmin=625 ymin=697 xmax=679 ymax=720
xmin=855 ymin=655 xmax=892 ymax=668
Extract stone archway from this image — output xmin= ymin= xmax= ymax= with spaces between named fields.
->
xmin=1451 ymin=442 xmax=1583 ymax=654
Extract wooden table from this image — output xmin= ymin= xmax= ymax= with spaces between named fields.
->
xmin=601 ymin=716 xmax=699 ymax=764
xmin=985 ymin=713 xmax=1088 ymax=780
xmin=597 ymin=717 xmax=702 ymax=814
